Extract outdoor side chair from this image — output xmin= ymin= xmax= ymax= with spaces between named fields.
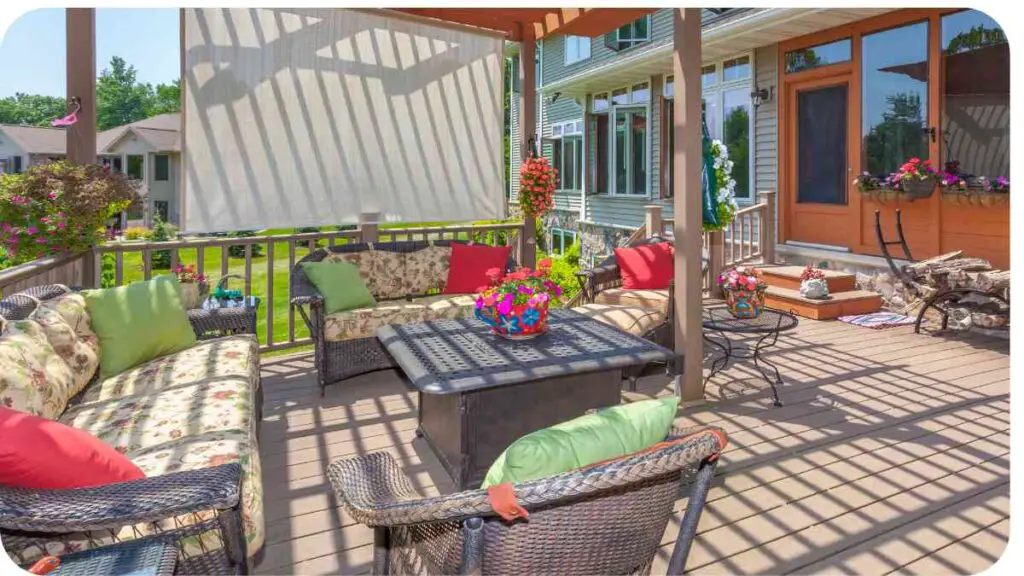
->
xmin=328 ymin=425 xmax=726 ymax=575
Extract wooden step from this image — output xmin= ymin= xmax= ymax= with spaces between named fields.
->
xmin=761 ymin=265 xmax=857 ymax=293
xmin=764 ymin=286 xmax=882 ymax=321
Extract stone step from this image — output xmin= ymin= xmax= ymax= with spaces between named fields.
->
xmin=764 ymin=286 xmax=882 ymax=321
xmin=761 ymin=265 xmax=857 ymax=294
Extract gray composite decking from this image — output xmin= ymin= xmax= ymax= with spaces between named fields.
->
xmin=254 ymin=317 xmax=1009 ymax=575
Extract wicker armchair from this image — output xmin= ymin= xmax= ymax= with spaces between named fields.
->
xmin=328 ymin=425 xmax=726 ymax=575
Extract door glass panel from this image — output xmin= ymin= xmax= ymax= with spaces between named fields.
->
xmin=552 ymin=140 xmax=562 ymax=189
xmin=798 ymin=84 xmax=848 ymax=204
xmin=703 ymin=96 xmax=720 ymax=141
xmin=941 ymin=10 xmax=1008 ymax=179
xmin=785 ymin=39 xmax=852 ymax=73
xmin=862 ymin=21 xmax=929 ymax=176
xmin=723 ymin=88 xmax=751 ymax=200
xmin=615 ymin=112 xmax=628 ymax=193
xmin=631 ymin=109 xmax=647 ymax=195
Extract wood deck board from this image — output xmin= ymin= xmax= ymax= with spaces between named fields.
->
xmin=254 ymin=319 xmax=1009 ymax=575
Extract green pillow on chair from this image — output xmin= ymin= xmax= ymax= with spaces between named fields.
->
xmin=83 ymin=275 xmax=197 ymax=379
xmin=301 ymin=261 xmax=377 ymax=314
xmin=482 ymin=396 xmax=679 ymax=487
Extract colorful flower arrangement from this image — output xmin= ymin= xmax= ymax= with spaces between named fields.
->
xmin=475 ymin=259 xmax=562 ymax=338
xmin=173 ymin=264 xmax=207 ymax=285
xmin=855 ymin=158 xmax=1009 ymax=198
xmin=937 ymin=162 xmax=1010 ymax=194
xmin=799 ymin=265 xmax=826 ymax=281
xmin=518 ymin=154 xmax=557 ymax=217
xmin=852 ymin=171 xmax=882 ymax=192
xmin=892 ymin=157 xmax=939 ymax=184
xmin=172 ymin=264 xmax=209 ymax=309
xmin=717 ymin=266 xmax=767 ymax=318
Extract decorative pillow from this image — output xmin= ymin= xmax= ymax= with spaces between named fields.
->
xmin=0 ymin=406 xmax=145 ymax=489
xmin=31 ymin=294 xmax=100 ymax=396
xmin=301 ymin=261 xmax=377 ymax=314
xmin=482 ymin=396 xmax=678 ymax=487
xmin=444 ymin=243 xmax=512 ymax=295
xmin=83 ymin=276 xmax=197 ymax=379
xmin=404 ymin=244 xmax=452 ymax=295
xmin=372 ymin=249 xmax=407 ymax=300
xmin=614 ymin=242 xmax=674 ymax=290
xmin=0 ymin=320 xmax=76 ymax=419
xmin=324 ymin=250 xmax=380 ymax=297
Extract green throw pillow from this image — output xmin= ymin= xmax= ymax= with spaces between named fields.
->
xmin=482 ymin=396 xmax=679 ymax=488
xmin=301 ymin=261 xmax=376 ymax=314
xmin=84 ymin=275 xmax=197 ymax=379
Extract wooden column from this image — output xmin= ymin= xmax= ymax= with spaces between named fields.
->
xmin=707 ymin=231 xmax=724 ymax=298
xmin=518 ymin=24 xmax=538 ymax=269
xmin=645 ymin=205 xmax=662 ymax=238
xmin=758 ymin=190 xmax=777 ymax=263
xmin=671 ymin=9 xmax=704 ymax=403
xmin=66 ymin=8 xmax=96 ymax=165
xmin=359 ymin=212 xmax=381 ymax=243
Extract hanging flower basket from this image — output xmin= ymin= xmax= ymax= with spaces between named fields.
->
xmin=518 ymin=154 xmax=557 ymax=218
xmin=899 ymin=178 xmax=936 ymax=200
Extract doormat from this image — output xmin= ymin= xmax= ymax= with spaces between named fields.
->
xmin=838 ymin=312 xmax=918 ymax=329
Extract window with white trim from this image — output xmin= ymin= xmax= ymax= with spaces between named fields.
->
xmin=564 ymin=36 xmax=591 ymax=65
xmin=589 ymin=82 xmax=651 ymax=195
xmin=550 ymin=228 xmax=576 ymax=255
xmin=663 ymin=54 xmax=754 ymax=200
xmin=549 ymin=121 xmax=583 ymax=191
xmin=606 ymin=16 xmax=651 ymax=51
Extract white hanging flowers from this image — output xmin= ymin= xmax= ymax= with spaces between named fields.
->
xmin=707 ymin=139 xmax=738 ymax=231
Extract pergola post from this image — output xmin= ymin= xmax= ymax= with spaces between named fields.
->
xmin=66 ymin=8 xmax=97 ymax=165
xmin=518 ymin=24 xmax=538 ymax=269
xmin=671 ymin=9 xmax=704 ymax=402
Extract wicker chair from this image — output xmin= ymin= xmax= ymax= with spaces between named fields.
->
xmin=328 ymin=425 xmax=726 ymax=575
xmin=290 ymin=240 xmax=515 ymax=394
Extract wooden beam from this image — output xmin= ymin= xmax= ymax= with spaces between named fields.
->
xmin=66 ymin=8 xmax=96 ymax=165
xmin=671 ymin=9 xmax=704 ymax=402
xmin=518 ymin=23 xmax=538 ymax=269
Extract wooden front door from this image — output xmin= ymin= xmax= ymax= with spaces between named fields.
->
xmin=783 ymin=73 xmax=856 ymax=249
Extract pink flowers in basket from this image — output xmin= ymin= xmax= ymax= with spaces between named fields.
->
xmin=717 ymin=266 xmax=767 ymax=319
xmin=717 ymin=266 xmax=766 ymax=292
xmin=475 ymin=259 xmax=562 ymax=338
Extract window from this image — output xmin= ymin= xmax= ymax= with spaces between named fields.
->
xmin=564 ymin=36 xmax=591 ymax=65
xmin=589 ymin=83 xmax=651 ymax=196
xmin=614 ymin=108 xmax=648 ymax=195
xmin=798 ymin=85 xmax=849 ymax=204
xmin=154 ymin=154 xmax=170 ymax=181
xmin=153 ymin=200 xmax=169 ymax=223
xmin=940 ymin=10 xmax=1008 ymax=179
xmin=722 ymin=56 xmax=751 ymax=82
xmin=862 ymin=22 xmax=929 ymax=176
xmin=606 ymin=16 xmax=651 ymax=51
xmin=701 ymin=65 xmax=717 ymax=90
xmin=536 ymin=41 xmax=542 ymax=87
xmin=588 ymin=114 xmax=609 ymax=194
xmin=593 ymin=93 xmax=610 ymax=112
xmin=126 ymin=155 xmax=144 ymax=179
xmin=550 ymin=228 xmax=576 ymax=255
xmin=549 ymin=121 xmax=583 ymax=191
xmin=12 ymin=156 xmax=22 ymax=173
xmin=785 ymin=39 xmax=852 ymax=73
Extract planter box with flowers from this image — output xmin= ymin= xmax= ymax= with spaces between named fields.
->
xmin=718 ymin=266 xmax=768 ymax=319
xmin=939 ymin=161 xmax=1009 ymax=206
xmin=854 ymin=157 xmax=939 ymax=201
xmin=475 ymin=260 xmax=562 ymax=339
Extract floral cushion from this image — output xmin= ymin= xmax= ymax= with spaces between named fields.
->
xmin=372 ymin=249 xmax=408 ymax=300
xmin=594 ymin=288 xmax=670 ymax=314
xmin=76 ymin=335 xmax=257 ymax=405
xmin=0 ymin=319 xmax=76 ymax=419
xmin=30 ymin=294 xmax=100 ymax=397
xmin=404 ymin=244 xmax=452 ymax=295
xmin=323 ymin=294 xmax=476 ymax=341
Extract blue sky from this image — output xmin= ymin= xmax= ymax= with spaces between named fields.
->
xmin=0 ymin=8 xmax=180 ymax=97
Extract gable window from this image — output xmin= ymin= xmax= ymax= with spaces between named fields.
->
xmin=606 ymin=16 xmax=651 ymax=52
xmin=589 ymin=82 xmax=651 ymax=196
xmin=154 ymin=154 xmax=170 ymax=181
xmin=549 ymin=121 xmax=583 ymax=191
xmin=564 ymin=36 xmax=591 ymax=65
xmin=663 ymin=55 xmax=754 ymax=200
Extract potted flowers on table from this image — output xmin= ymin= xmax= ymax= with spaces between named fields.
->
xmin=799 ymin=265 xmax=829 ymax=300
xmin=475 ymin=259 xmax=562 ymax=339
xmin=890 ymin=157 xmax=938 ymax=200
xmin=718 ymin=266 xmax=767 ymax=319
xmin=173 ymin=264 xmax=209 ymax=309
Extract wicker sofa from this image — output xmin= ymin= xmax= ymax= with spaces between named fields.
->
xmin=291 ymin=240 xmax=514 ymax=393
xmin=0 ymin=285 xmax=263 ymax=574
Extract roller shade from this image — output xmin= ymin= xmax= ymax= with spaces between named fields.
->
xmin=183 ymin=8 xmax=506 ymax=232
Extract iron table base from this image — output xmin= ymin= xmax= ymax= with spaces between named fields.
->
xmin=703 ymin=313 xmax=793 ymax=408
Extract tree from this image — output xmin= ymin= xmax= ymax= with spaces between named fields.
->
xmin=0 ymin=93 xmax=67 ymax=126
xmin=723 ymin=106 xmax=750 ymax=199
xmin=864 ymin=92 xmax=927 ymax=176
xmin=946 ymin=24 xmax=1006 ymax=55
xmin=150 ymin=79 xmax=181 ymax=116
xmin=96 ymin=56 xmax=155 ymax=130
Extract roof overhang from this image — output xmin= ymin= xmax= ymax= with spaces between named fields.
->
xmin=543 ymin=7 xmax=895 ymax=99
xmin=392 ymin=8 xmax=656 ymax=42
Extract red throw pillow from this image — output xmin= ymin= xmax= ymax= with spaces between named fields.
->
xmin=0 ymin=407 xmax=145 ymax=489
xmin=444 ymin=243 xmax=513 ymax=294
xmin=614 ymin=242 xmax=675 ymax=290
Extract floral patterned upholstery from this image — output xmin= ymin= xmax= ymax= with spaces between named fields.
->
xmin=404 ymin=244 xmax=452 ymax=295
xmin=594 ymin=288 xmax=670 ymax=314
xmin=372 ymin=249 xmax=408 ymax=300
xmin=324 ymin=294 xmax=476 ymax=341
xmin=0 ymin=319 xmax=76 ymax=419
xmin=30 ymin=294 xmax=100 ymax=397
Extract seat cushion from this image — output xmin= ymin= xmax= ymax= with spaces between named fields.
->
xmin=573 ymin=303 xmax=666 ymax=337
xmin=404 ymin=244 xmax=452 ymax=295
xmin=323 ymin=295 xmax=476 ymax=341
xmin=30 ymin=293 xmax=100 ymax=396
xmin=0 ymin=319 xmax=76 ymax=419
xmin=594 ymin=288 xmax=670 ymax=313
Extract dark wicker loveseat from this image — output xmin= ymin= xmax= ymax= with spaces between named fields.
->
xmin=329 ymin=425 xmax=727 ymax=575
xmin=291 ymin=240 xmax=515 ymax=394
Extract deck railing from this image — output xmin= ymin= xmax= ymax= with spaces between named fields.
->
xmin=1 ymin=219 xmax=524 ymax=353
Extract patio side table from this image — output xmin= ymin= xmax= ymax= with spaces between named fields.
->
xmin=187 ymin=296 xmax=260 ymax=340
xmin=23 ymin=539 xmax=177 ymax=576
xmin=703 ymin=306 xmax=798 ymax=408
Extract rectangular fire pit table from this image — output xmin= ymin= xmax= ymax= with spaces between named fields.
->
xmin=376 ymin=308 xmax=676 ymax=490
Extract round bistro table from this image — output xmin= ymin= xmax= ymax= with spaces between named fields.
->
xmin=702 ymin=306 xmax=799 ymax=407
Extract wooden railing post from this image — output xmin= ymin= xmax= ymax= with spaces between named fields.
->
xmin=708 ymin=230 xmax=725 ymax=298
xmin=758 ymin=190 xmax=777 ymax=264
xmin=359 ymin=212 xmax=380 ymax=243
xmin=644 ymin=205 xmax=662 ymax=239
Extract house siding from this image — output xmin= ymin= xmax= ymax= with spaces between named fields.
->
xmin=754 ymin=44 xmax=778 ymax=195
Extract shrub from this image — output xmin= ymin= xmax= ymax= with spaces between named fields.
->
xmin=124 ymin=226 xmax=151 ymax=240
xmin=227 ymin=230 xmax=264 ymax=259
xmin=100 ymin=252 xmax=117 ymax=288
xmin=150 ymin=214 xmax=177 ymax=269
xmin=0 ymin=161 xmax=140 ymax=265
xmin=544 ymin=242 xmax=581 ymax=305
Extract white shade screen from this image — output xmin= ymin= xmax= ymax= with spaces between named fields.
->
xmin=183 ymin=8 xmax=506 ymax=232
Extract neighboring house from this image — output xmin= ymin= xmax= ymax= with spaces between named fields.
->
xmin=508 ymin=8 xmax=1010 ymax=270
xmin=0 ymin=113 xmax=182 ymax=226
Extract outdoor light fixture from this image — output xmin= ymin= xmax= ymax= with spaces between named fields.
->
xmin=551 ymin=92 xmax=562 ymax=103
xmin=750 ymin=86 xmax=774 ymax=108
